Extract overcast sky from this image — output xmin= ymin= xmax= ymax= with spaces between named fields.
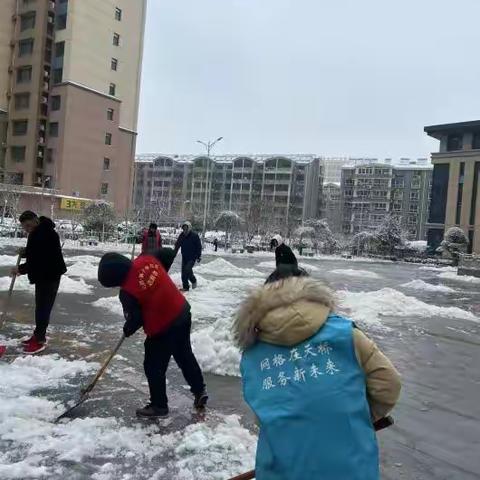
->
xmin=136 ymin=0 xmax=480 ymax=159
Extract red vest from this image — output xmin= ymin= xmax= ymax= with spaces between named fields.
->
xmin=122 ymin=255 xmax=185 ymax=337
xmin=141 ymin=230 xmax=162 ymax=253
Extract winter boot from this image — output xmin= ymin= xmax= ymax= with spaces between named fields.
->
xmin=136 ymin=404 xmax=169 ymax=419
xmin=23 ymin=338 xmax=46 ymax=355
xmin=21 ymin=335 xmax=35 ymax=346
xmin=194 ymin=389 xmax=208 ymax=409
xmin=180 ymin=287 xmax=190 ymax=292
xmin=191 ymin=282 xmax=197 ymax=290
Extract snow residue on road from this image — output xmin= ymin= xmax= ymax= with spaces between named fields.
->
xmin=92 ymin=296 xmax=123 ymax=316
xmin=0 ymin=275 xmax=33 ymax=292
xmin=60 ymin=276 xmax=93 ymax=294
xmin=66 ymin=260 xmax=98 ymax=280
xmin=196 ymin=258 xmax=262 ymax=277
xmin=438 ymin=271 xmax=480 ymax=284
xmin=0 ymin=353 xmax=255 ymax=479
xmin=338 ymin=288 xmax=478 ymax=325
xmin=419 ymin=265 xmax=456 ymax=272
xmin=401 ymin=279 xmax=455 ymax=293
xmin=330 ymin=269 xmax=381 ymax=279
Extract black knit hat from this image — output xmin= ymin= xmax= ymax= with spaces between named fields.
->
xmin=98 ymin=253 xmax=132 ymax=288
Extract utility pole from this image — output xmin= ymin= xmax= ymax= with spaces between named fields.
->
xmin=196 ymin=137 xmax=223 ymax=238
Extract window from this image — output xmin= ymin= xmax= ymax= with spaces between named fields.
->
xmin=11 ymin=146 xmax=26 ymax=162
xmin=101 ymin=183 xmax=109 ymax=195
xmin=103 ymin=157 xmax=111 ymax=170
xmin=55 ymin=41 xmax=65 ymax=57
xmin=410 ymin=191 xmax=419 ymax=201
xmin=409 ymin=204 xmax=418 ymax=213
xmin=17 ymin=66 xmax=32 ymax=84
xmin=456 ymin=162 xmax=465 ymax=224
xmin=109 ymin=83 xmax=116 ymax=96
xmin=14 ymin=93 xmax=30 ymax=110
xmin=19 ymin=39 xmax=34 ymax=57
xmin=392 ymin=202 xmax=402 ymax=211
xmin=56 ymin=13 xmax=67 ymax=30
xmin=113 ymin=32 xmax=120 ymax=46
xmin=49 ymin=122 xmax=59 ymax=137
xmin=12 ymin=120 xmax=28 ymax=136
xmin=105 ymin=133 xmax=112 ymax=145
xmin=447 ymin=134 xmax=462 ymax=152
xmin=115 ymin=7 xmax=122 ymax=21
xmin=473 ymin=133 xmax=480 ymax=150
xmin=52 ymin=68 xmax=63 ymax=84
xmin=107 ymin=108 xmax=114 ymax=121
xmin=111 ymin=58 xmax=118 ymax=71
xmin=51 ymin=95 xmax=61 ymax=111
xmin=20 ymin=12 xmax=36 ymax=31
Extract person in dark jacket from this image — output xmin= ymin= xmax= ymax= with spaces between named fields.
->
xmin=174 ymin=221 xmax=202 ymax=291
xmin=98 ymin=247 xmax=207 ymax=418
xmin=138 ymin=223 xmax=162 ymax=255
xmin=11 ymin=211 xmax=67 ymax=354
xmin=270 ymin=234 xmax=297 ymax=267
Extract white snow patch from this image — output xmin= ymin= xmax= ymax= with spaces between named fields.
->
xmin=338 ymin=288 xmax=478 ymax=325
xmin=66 ymin=260 xmax=98 ymax=280
xmin=0 ymin=255 xmax=18 ymax=267
xmin=419 ymin=265 xmax=457 ymax=272
xmin=60 ymin=276 xmax=93 ymax=294
xmin=438 ymin=271 xmax=480 ymax=284
xmin=65 ymin=255 xmax=100 ymax=265
xmin=92 ymin=296 xmax=123 ymax=316
xmin=401 ymin=279 xmax=455 ymax=293
xmin=0 ymin=275 xmax=33 ymax=292
xmin=195 ymin=258 xmax=262 ymax=277
xmin=330 ymin=269 xmax=381 ymax=279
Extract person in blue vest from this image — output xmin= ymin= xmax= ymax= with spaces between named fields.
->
xmin=233 ymin=276 xmax=401 ymax=480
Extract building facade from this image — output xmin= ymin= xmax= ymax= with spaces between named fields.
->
xmin=0 ymin=0 xmax=146 ymax=214
xmin=425 ymin=121 xmax=480 ymax=254
xmin=133 ymin=154 xmax=323 ymax=232
xmin=321 ymin=182 xmax=342 ymax=233
xmin=341 ymin=159 xmax=432 ymax=240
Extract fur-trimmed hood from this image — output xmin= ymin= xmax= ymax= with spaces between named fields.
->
xmin=233 ymin=277 xmax=335 ymax=350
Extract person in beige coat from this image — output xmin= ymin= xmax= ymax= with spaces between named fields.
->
xmin=233 ymin=276 xmax=401 ymax=479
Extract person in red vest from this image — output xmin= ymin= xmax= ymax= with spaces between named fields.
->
xmin=139 ymin=223 xmax=162 ymax=255
xmin=98 ymin=248 xmax=207 ymax=418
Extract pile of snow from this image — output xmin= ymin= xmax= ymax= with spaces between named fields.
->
xmin=330 ymin=269 xmax=381 ymax=279
xmin=0 ymin=275 xmax=33 ymax=292
xmin=0 ymin=255 xmax=18 ymax=267
xmin=195 ymin=258 xmax=262 ymax=277
xmin=401 ymin=279 xmax=455 ymax=293
xmin=92 ymin=296 xmax=123 ymax=317
xmin=65 ymin=255 xmax=101 ymax=265
xmin=0 ymin=275 xmax=93 ymax=295
xmin=66 ymin=260 xmax=98 ymax=280
xmin=419 ymin=265 xmax=457 ymax=272
xmin=438 ymin=271 xmax=480 ymax=284
xmin=0 ymin=354 xmax=255 ymax=479
xmin=257 ymin=260 xmax=319 ymax=272
xmin=338 ymin=288 xmax=478 ymax=325
xmin=406 ymin=240 xmax=428 ymax=252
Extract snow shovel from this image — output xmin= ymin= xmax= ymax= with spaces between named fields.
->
xmin=227 ymin=416 xmax=395 ymax=480
xmin=0 ymin=253 xmax=22 ymax=358
xmin=54 ymin=333 xmax=126 ymax=422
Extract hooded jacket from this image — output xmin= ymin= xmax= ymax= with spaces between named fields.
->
xmin=18 ymin=216 xmax=67 ymax=284
xmin=174 ymin=222 xmax=202 ymax=262
xmin=234 ymin=277 xmax=401 ymax=480
xmin=234 ymin=277 xmax=401 ymax=421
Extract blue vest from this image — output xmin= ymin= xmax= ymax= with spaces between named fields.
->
xmin=241 ymin=314 xmax=379 ymax=480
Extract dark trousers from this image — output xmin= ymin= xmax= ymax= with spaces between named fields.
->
xmin=34 ymin=279 xmax=60 ymax=342
xmin=181 ymin=259 xmax=197 ymax=290
xmin=144 ymin=310 xmax=205 ymax=408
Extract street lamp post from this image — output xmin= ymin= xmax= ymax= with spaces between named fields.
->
xmin=196 ymin=137 xmax=223 ymax=238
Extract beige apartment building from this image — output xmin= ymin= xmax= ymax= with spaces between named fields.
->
xmin=0 ymin=0 xmax=146 ymax=214
xmin=425 ymin=121 xmax=480 ymax=255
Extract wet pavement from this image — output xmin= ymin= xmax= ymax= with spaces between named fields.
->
xmin=1 ymin=244 xmax=480 ymax=479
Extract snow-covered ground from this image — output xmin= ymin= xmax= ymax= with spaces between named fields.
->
xmin=0 ymin=243 xmax=479 ymax=479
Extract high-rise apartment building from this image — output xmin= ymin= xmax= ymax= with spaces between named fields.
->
xmin=341 ymin=159 xmax=432 ymax=240
xmin=133 ymin=154 xmax=323 ymax=231
xmin=0 ymin=0 xmax=146 ymax=213
xmin=425 ymin=121 xmax=480 ymax=254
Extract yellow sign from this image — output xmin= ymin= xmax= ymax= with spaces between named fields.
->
xmin=60 ymin=198 xmax=91 ymax=211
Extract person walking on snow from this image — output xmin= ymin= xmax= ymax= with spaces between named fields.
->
xmin=139 ymin=223 xmax=162 ymax=255
xmin=11 ymin=211 xmax=67 ymax=355
xmin=98 ymin=247 xmax=207 ymax=418
xmin=174 ymin=222 xmax=202 ymax=291
xmin=233 ymin=276 xmax=401 ymax=480
xmin=270 ymin=234 xmax=297 ymax=268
